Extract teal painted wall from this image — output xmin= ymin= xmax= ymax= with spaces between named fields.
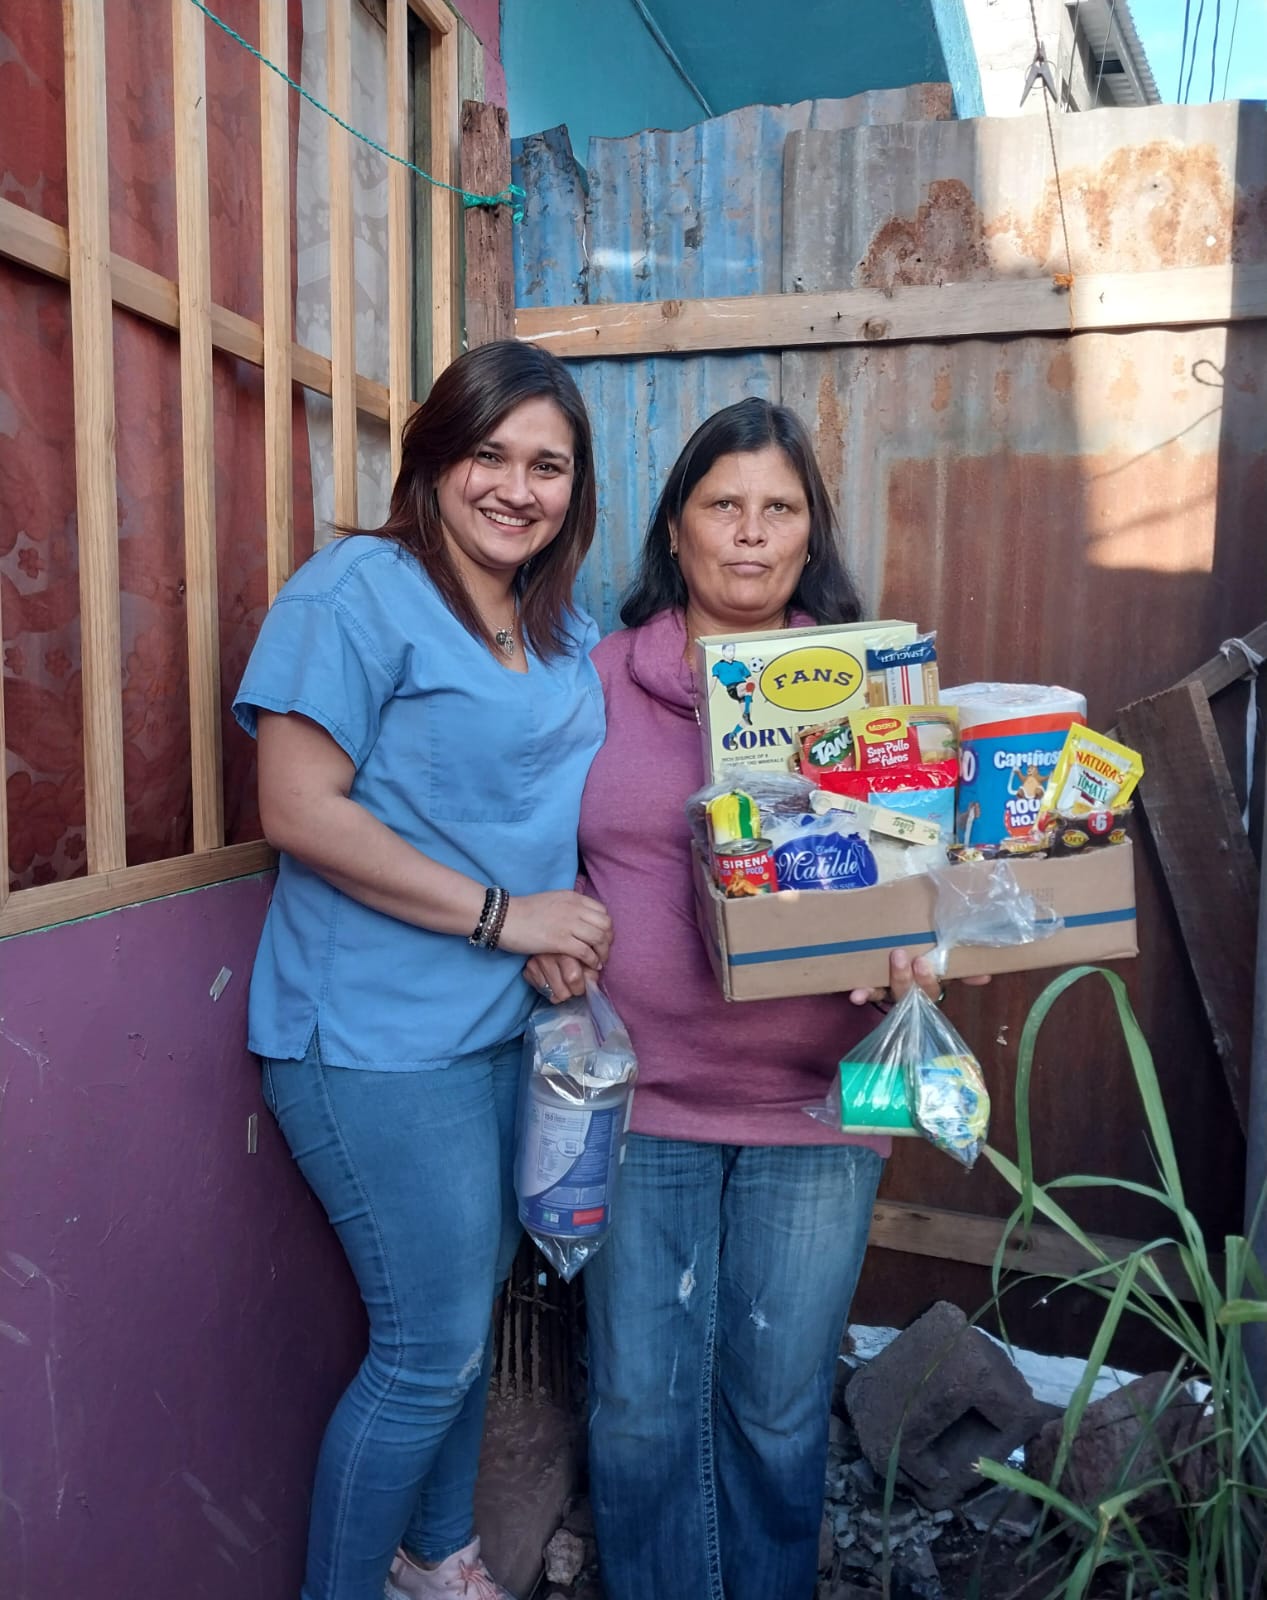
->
xmin=504 ymin=0 xmax=984 ymax=156
xmin=505 ymin=0 xmax=707 ymax=160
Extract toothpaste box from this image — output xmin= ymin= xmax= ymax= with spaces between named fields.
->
xmin=696 ymin=621 xmax=918 ymax=781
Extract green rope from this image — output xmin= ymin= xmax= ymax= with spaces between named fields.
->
xmin=187 ymin=0 xmax=525 ymax=221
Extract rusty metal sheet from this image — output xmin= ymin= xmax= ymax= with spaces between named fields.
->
xmin=511 ymin=93 xmax=1265 ymax=1349
xmin=512 ymin=88 xmax=955 ymax=630
xmin=782 ymin=99 xmax=1265 ymax=1291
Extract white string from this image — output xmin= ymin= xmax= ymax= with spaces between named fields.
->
xmin=1219 ymin=637 xmax=1264 ymax=830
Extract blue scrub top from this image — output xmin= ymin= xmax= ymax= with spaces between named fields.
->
xmin=233 ymin=534 xmax=605 ymax=1069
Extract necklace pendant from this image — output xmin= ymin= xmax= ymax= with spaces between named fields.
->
xmin=494 ymin=627 xmax=517 ymax=657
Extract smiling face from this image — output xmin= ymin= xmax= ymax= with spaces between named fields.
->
xmin=674 ymin=445 xmax=812 ymax=634
xmin=435 ymin=396 xmax=577 ymax=587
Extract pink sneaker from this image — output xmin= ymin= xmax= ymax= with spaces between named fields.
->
xmin=385 ymin=1537 xmax=517 ymax=1600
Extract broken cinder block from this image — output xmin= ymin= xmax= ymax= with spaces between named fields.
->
xmin=1026 ymin=1371 xmax=1214 ymax=1521
xmin=846 ymin=1301 xmax=1057 ymax=1510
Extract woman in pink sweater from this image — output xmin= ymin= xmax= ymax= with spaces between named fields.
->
xmin=528 ymin=399 xmax=973 ymax=1600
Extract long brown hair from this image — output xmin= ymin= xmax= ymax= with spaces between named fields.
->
xmin=621 ymin=397 xmax=864 ymax=628
xmin=358 ymin=340 xmax=597 ymax=659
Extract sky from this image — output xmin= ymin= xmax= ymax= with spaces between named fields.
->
xmin=1128 ymin=0 xmax=1267 ymax=102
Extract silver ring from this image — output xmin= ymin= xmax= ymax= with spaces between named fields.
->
xmin=540 ymin=982 xmax=554 ymax=1001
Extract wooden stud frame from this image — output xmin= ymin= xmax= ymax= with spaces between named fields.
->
xmin=514 ymin=264 xmax=1267 ymax=358
xmin=173 ymin=0 xmax=225 ymax=853
xmin=62 ymin=0 xmax=128 ymax=875
xmin=260 ymin=0 xmax=294 ymax=603
xmin=326 ymin=0 xmax=359 ymax=528
xmin=0 ymin=0 xmax=461 ymax=938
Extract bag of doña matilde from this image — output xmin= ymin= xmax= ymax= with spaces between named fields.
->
xmin=805 ymin=985 xmax=990 ymax=1169
xmin=514 ymin=984 xmax=638 ymax=1280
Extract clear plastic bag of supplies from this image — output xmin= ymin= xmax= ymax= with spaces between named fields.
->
xmin=806 ymin=986 xmax=990 ymax=1168
xmin=514 ymin=984 xmax=638 ymax=1281
xmin=927 ymin=860 xmax=1063 ymax=976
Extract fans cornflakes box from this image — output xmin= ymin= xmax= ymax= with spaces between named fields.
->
xmin=695 ymin=621 xmax=919 ymax=781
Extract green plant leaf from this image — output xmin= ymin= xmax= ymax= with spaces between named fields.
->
xmin=1217 ymin=1298 xmax=1267 ymax=1326
xmin=975 ymin=1456 xmax=1098 ymax=1531
xmin=1049 ymin=1255 xmax=1144 ymax=1491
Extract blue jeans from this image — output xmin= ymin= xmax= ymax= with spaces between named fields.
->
xmin=585 ymin=1135 xmax=884 ymax=1600
xmin=261 ymin=1034 xmax=523 ymax=1600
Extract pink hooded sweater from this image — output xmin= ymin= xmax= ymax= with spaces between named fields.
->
xmin=578 ymin=608 xmax=890 ymax=1152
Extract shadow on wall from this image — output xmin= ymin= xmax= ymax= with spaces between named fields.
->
xmin=794 ymin=99 xmax=1264 ymax=1357
xmin=512 ymin=90 xmax=1264 ymax=1362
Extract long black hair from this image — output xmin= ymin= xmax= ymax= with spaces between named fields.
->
xmin=620 ymin=397 xmax=865 ymax=628
xmin=358 ymin=340 xmax=596 ymax=659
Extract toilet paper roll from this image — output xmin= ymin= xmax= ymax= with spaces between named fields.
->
xmin=940 ymin=683 xmax=1087 ymax=844
xmin=941 ymin=682 xmax=1087 ymax=733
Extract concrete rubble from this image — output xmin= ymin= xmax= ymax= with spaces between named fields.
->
xmin=846 ymin=1302 xmax=1060 ymax=1511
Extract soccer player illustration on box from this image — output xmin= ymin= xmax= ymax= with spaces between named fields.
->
xmin=711 ymin=640 xmax=757 ymax=737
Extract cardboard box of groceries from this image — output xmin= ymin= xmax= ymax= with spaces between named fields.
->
xmin=692 ymin=842 xmax=1138 ymax=1002
xmin=696 ymin=621 xmax=918 ymax=781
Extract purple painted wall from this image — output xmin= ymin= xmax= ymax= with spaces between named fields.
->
xmin=0 ymin=875 xmax=364 ymax=1598
xmin=0 ymin=10 xmax=511 ymax=1591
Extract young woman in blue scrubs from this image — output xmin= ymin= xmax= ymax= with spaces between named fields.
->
xmin=233 ymin=341 xmax=611 ymax=1600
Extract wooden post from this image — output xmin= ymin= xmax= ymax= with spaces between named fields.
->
xmin=387 ymin=0 xmax=412 ymax=476
xmin=460 ymin=100 xmax=514 ymax=347
xmin=172 ymin=0 xmax=225 ymax=852
xmin=260 ymin=0 xmax=294 ymax=601
xmin=62 ymin=0 xmax=127 ymax=873
xmin=429 ymin=23 xmax=458 ymax=377
xmin=326 ymin=0 xmax=358 ymax=526
xmin=1117 ymin=680 xmax=1259 ymax=1132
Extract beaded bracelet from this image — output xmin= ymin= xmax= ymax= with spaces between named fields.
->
xmin=469 ymin=885 xmax=510 ymax=950
xmin=486 ymin=887 xmax=510 ymax=951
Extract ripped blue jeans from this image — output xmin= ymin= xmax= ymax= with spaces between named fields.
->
xmin=262 ymin=1034 xmax=523 ymax=1600
xmin=585 ymin=1136 xmax=884 ymax=1600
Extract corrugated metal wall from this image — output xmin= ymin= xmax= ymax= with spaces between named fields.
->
xmin=512 ymin=93 xmax=1266 ymax=1354
xmin=513 ymin=87 xmax=954 ymax=626
xmin=779 ymin=100 xmax=1266 ymax=1345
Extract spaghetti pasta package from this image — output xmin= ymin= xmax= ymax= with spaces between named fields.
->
xmin=866 ymin=634 xmax=940 ymax=707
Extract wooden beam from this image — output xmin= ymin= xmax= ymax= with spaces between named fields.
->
xmin=0 ymin=842 xmax=275 ymax=941
xmin=260 ymin=0 xmax=294 ymax=601
xmin=0 ymin=196 xmax=396 ymax=422
xmin=460 ymin=100 xmax=514 ymax=347
xmin=387 ymin=0 xmax=412 ymax=478
xmin=1117 ymin=681 xmax=1259 ymax=1132
xmin=1184 ymin=618 xmax=1267 ymax=702
xmin=172 ymin=0 xmax=224 ymax=852
xmin=10 ymin=196 xmax=1261 ymax=412
xmin=515 ymin=262 xmax=1267 ymax=359
xmin=429 ymin=23 xmax=459 ymax=378
xmin=327 ymin=0 xmax=358 ymax=526
xmin=0 ymin=193 xmax=72 ymax=278
xmin=869 ymin=1200 xmax=1215 ymax=1303
xmin=406 ymin=0 xmax=453 ymax=32
xmin=62 ymin=0 xmax=127 ymax=873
